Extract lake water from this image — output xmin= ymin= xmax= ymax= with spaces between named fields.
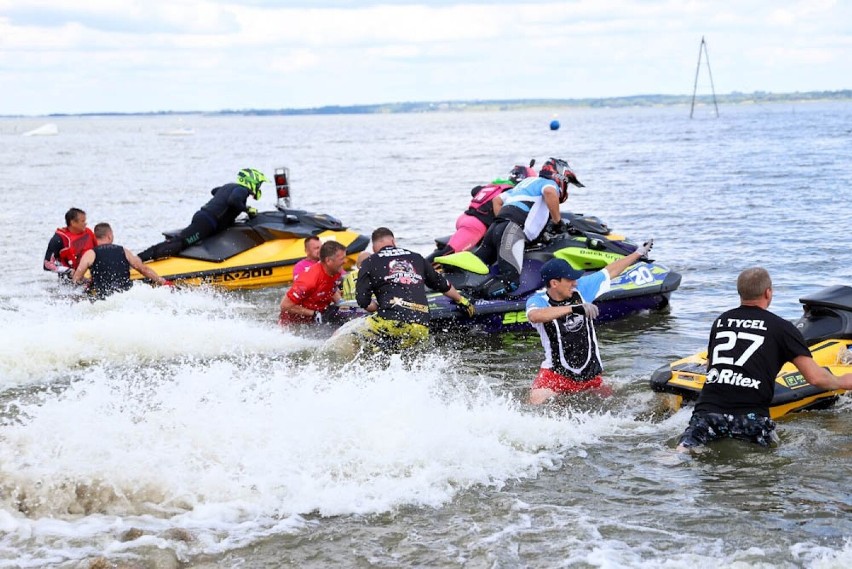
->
xmin=1 ymin=101 xmax=851 ymax=568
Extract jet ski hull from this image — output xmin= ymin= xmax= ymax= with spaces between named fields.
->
xmin=131 ymin=208 xmax=369 ymax=290
xmin=336 ymin=278 xmax=677 ymax=334
xmin=332 ymin=235 xmax=681 ymax=333
xmin=423 ymin=260 xmax=679 ymax=333
xmin=650 ymin=285 xmax=852 ymax=418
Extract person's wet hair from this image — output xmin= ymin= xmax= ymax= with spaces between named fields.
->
xmin=93 ymin=222 xmax=112 ymax=240
xmin=371 ymin=227 xmax=394 ymax=243
xmin=737 ymin=267 xmax=772 ymax=300
xmin=303 ymin=235 xmax=321 ymax=251
xmin=319 ymin=240 xmax=346 ymax=261
xmin=65 ymin=207 xmax=85 ymax=226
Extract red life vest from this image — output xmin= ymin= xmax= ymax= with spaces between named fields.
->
xmin=56 ymin=227 xmax=97 ymax=269
xmin=465 ymin=183 xmax=512 ymax=225
xmin=469 ymin=183 xmax=511 ymax=211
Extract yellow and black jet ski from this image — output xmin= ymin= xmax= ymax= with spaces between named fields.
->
xmin=650 ymin=285 xmax=852 ymax=418
xmin=132 ymin=167 xmax=369 ymax=290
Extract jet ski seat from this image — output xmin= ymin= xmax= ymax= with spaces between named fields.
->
xmin=797 ymin=285 xmax=852 ymax=343
xmin=177 ymin=225 xmax=266 ymax=263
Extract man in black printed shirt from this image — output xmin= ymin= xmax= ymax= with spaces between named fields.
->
xmin=355 ymin=227 xmax=474 ymax=351
xmin=677 ymin=267 xmax=852 ymax=450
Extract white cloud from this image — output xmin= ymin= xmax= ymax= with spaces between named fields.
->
xmin=269 ymin=49 xmax=321 ymax=73
xmin=0 ymin=0 xmax=850 ymax=115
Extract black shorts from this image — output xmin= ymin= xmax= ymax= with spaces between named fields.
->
xmin=678 ymin=411 xmax=778 ymax=448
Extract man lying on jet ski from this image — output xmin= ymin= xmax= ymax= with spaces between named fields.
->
xmin=473 ymin=158 xmax=585 ymax=299
xmin=137 ymin=168 xmax=267 ymax=262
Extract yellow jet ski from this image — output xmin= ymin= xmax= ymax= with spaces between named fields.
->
xmin=650 ymin=285 xmax=852 ymax=418
xmin=131 ymin=167 xmax=369 ymax=290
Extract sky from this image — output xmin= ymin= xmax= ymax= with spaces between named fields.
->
xmin=2 ymin=0 xmax=850 ymax=116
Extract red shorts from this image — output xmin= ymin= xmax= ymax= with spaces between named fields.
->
xmin=532 ymin=368 xmax=604 ymax=393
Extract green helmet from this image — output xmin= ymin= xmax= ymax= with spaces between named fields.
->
xmin=237 ymin=168 xmax=268 ymax=199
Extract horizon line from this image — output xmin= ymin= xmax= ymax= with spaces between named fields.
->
xmin=5 ymin=88 xmax=851 ymax=119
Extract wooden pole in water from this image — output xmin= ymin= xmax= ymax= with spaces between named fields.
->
xmin=690 ymin=36 xmax=719 ymax=118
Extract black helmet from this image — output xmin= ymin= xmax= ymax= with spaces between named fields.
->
xmin=508 ymin=159 xmax=537 ymax=185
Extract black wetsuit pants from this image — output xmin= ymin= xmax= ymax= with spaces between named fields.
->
xmin=473 ymin=219 xmax=526 ymax=297
xmin=678 ymin=411 xmax=778 ymax=448
xmin=138 ymin=210 xmax=217 ymax=262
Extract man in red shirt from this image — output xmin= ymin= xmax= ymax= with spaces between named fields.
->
xmin=279 ymin=240 xmax=347 ymax=325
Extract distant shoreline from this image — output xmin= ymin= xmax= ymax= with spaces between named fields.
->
xmin=6 ymin=89 xmax=851 ymax=118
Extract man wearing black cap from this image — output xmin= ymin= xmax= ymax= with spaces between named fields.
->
xmin=526 ymin=240 xmax=653 ymax=404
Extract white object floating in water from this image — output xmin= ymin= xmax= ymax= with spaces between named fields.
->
xmin=159 ymin=120 xmax=195 ymax=136
xmin=159 ymin=127 xmax=195 ymax=136
xmin=22 ymin=123 xmax=59 ymax=136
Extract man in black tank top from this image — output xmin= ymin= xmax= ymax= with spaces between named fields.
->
xmin=73 ymin=223 xmax=169 ymax=299
xmin=677 ymin=267 xmax=852 ymax=450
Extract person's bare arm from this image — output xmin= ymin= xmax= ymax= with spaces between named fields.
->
xmin=527 ymin=305 xmax=573 ymax=323
xmin=72 ymin=250 xmax=96 ymax=284
xmin=126 ymin=249 xmax=166 ymax=285
xmin=793 ymin=355 xmax=852 ymax=390
xmin=604 ymin=240 xmax=653 ymax=279
xmin=491 ymin=195 xmax=503 ymax=217
xmin=280 ymin=294 xmax=316 ymax=318
xmin=604 ymin=250 xmax=643 ymax=279
xmin=442 ymin=284 xmax=463 ymax=304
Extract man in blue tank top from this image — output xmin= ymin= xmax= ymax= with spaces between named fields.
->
xmin=426 ymin=161 xmax=538 ymax=261
xmin=73 ymin=223 xmax=169 ymax=299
